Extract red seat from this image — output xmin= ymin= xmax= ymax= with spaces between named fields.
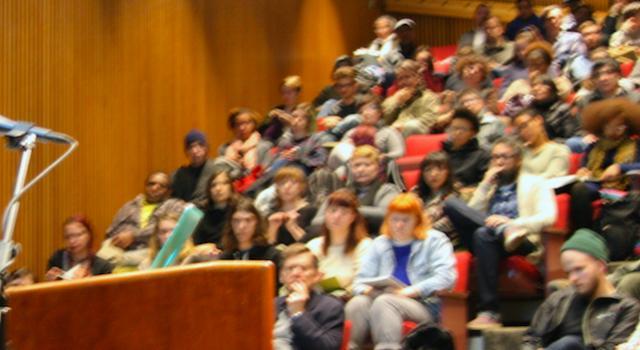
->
xmin=433 ymin=60 xmax=451 ymax=75
xmin=431 ymin=45 xmax=457 ymax=61
xmin=340 ymin=320 xmax=351 ymax=350
xmin=396 ymin=134 xmax=447 ymax=172
xmin=621 ymin=61 xmax=634 ymax=77
xmin=401 ymin=169 xmax=421 ymax=190
xmin=402 ymin=251 xmax=472 ymax=344
xmin=568 ymin=153 xmax=584 ymax=174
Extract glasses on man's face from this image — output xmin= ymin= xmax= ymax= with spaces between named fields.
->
xmin=335 ymin=81 xmax=355 ymax=89
xmin=514 ymin=118 xmax=533 ymax=132
xmin=491 ymin=153 xmax=516 ymax=161
xmin=446 ymin=125 xmax=472 ymax=133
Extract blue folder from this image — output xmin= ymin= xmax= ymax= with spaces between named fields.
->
xmin=150 ymin=204 xmax=204 ymax=269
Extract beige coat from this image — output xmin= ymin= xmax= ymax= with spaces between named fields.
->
xmin=469 ymin=172 xmax=557 ymax=262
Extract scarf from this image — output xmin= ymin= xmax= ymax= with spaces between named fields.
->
xmin=587 ymin=138 xmax=637 ymax=190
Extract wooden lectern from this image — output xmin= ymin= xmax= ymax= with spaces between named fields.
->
xmin=6 ymin=261 xmax=275 ymax=349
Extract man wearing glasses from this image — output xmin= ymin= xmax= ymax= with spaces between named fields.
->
xmin=444 ymin=137 xmax=557 ymax=329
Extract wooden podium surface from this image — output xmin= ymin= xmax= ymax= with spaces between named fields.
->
xmin=6 ymin=261 xmax=275 ymax=350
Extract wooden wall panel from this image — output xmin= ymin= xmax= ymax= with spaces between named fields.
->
xmin=0 ymin=0 xmax=380 ymax=279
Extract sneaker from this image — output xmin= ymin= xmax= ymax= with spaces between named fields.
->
xmin=503 ymin=226 xmax=528 ymax=252
xmin=467 ymin=312 xmax=502 ymax=330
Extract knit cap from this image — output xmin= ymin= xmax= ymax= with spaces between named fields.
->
xmin=561 ymin=228 xmax=609 ymax=262
xmin=184 ymin=129 xmax=208 ymax=149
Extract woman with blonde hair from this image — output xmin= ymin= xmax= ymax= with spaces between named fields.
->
xmin=345 ymin=192 xmax=456 ymax=349
xmin=306 ymin=189 xmax=371 ymax=295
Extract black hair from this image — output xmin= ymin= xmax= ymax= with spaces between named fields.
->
xmin=451 ymin=108 xmax=480 ymax=133
xmin=414 ymin=152 xmax=456 ymax=201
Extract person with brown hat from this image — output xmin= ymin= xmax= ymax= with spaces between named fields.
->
xmin=522 ymin=228 xmax=640 ymax=350
xmin=570 ymin=97 xmax=640 ymax=230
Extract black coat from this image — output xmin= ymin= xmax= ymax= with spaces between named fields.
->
xmin=443 ymin=138 xmax=490 ymax=187
xmin=275 ymin=292 xmax=344 ymax=350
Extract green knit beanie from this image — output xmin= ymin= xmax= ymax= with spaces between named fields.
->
xmin=561 ymin=228 xmax=609 ymax=262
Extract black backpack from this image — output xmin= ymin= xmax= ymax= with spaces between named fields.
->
xmin=402 ymin=321 xmax=455 ymax=350
xmin=598 ymin=191 xmax=640 ymax=261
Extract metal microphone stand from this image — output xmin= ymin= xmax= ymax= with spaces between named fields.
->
xmin=0 ymin=124 xmax=78 ymax=349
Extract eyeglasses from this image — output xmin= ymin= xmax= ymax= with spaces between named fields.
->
xmin=491 ymin=153 xmax=517 ymax=160
xmin=446 ymin=125 xmax=472 ymax=133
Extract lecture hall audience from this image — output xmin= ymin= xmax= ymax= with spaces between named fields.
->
xmin=36 ymin=1 xmax=640 ymax=347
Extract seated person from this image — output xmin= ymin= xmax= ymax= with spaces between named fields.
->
xmin=192 ymin=168 xmax=241 ymax=246
xmin=98 ymin=171 xmax=185 ymax=266
xmin=46 ymin=215 xmax=113 ymax=281
xmin=312 ymin=55 xmax=353 ymax=108
xmin=414 ymin=46 xmax=444 ymax=93
xmin=457 ymin=89 xmax=504 ymax=149
xmin=505 ymin=0 xmax=545 ymax=40
xmin=444 ymin=137 xmax=557 ymax=329
xmin=609 ymin=2 xmax=640 ymax=48
xmin=265 ymin=167 xmax=317 ymax=246
xmin=443 ymin=109 xmax=491 ymax=191
xmin=444 ymin=54 xmax=494 ymax=94
xmin=172 ymin=129 xmax=218 ymax=202
xmin=273 ymin=244 xmax=344 ymax=350
xmin=261 ymin=75 xmax=302 ymax=143
xmin=220 ymin=198 xmax=281 ymax=266
xmin=528 ymin=75 xmax=579 ymax=145
xmin=513 ymin=108 xmax=570 ymax=179
xmin=413 ymin=152 xmax=460 ymax=249
xmin=138 ymin=212 xmax=219 ymax=270
xmin=365 ymin=15 xmax=400 ymax=60
xmin=541 ymin=5 xmax=587 ymax=70
xmin=382 ymin=60 xmax=440 ymax=137
xmin=327 ymin=98 xmax=405 ymax=172
xmin=577 ymin=58 xmax=640 ymax=108
xmin=570 ymin=58 xmax=640 ymax=153
xmin=215 ymin=108 xmax=273 ymax=179
xmin=306 ymin=189 xmax=372 ymax=296
xmin=458 ymin=3 xmax=490 ymax=54
xmin=522 ymin=229 xmax=640 ymax=350
xmin=317 ymin=66 xmax=363 ymax=139
xmin=496 ymin=29 xmax=537 ymax=99
xmin=501 ymin=41 xmax=572 ymax=104
xmin=312 ymin=145 xmax=401 ymax=234
xmin=345 ymin=193 xmax=456 ymax=349
xmin=248 ymin=103 xmax=327 ymax=196
xmin=270 ymin=103 xmax=327 ymax=174
xmin=395 ymin=18 xmax=417 ymax=59
xmin=483 ymin=16 xmax=515 ymax=66
xmin=570 ymin=98 xmax=640 ymax=230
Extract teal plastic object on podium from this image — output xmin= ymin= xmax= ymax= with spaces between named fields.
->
xmin=150 ymin=204 xmax=204 ymax=268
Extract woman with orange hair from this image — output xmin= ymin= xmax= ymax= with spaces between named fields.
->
xmin=345 ymin=193 xmax=456 ymax=349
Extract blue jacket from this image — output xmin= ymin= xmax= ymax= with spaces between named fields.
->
xmin=352 ymin=230 xmax=457 ymax=313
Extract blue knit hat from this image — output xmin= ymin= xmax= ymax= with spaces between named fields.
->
xmin=184 ymin=129 xmax=208 ymax=149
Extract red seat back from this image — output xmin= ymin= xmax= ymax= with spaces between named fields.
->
xmin=453 ymin=251 xmax=472 ymax=293
xmin=404 ymin=134 xmax=447 ymax=157
xmin=401 ymin=169 xmax=421 ymax=190
xmin=568 ymin=153 xmax=584 ymax=174
xmin=431 ymin=45 xmax=457 ymax=61
xmin=340 ymin=320 xmax=351 ymax=350
xmin=621 ymin=61 xmax=634 ymax=77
